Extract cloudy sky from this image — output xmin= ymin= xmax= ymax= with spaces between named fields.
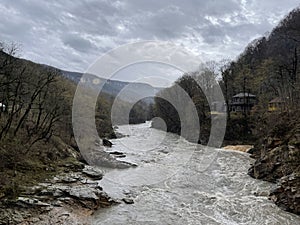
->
xmin=0 ymin=0 xmax=300 ymax=81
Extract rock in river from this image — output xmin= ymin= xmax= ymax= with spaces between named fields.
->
xmin=103 ymin=139 xmax=113 ymax=147
xmin=122 ymin=198 xmax=134 ymax=204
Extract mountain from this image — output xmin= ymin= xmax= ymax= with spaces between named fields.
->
xmin=61 ymin=70 xmax=162 ymax=103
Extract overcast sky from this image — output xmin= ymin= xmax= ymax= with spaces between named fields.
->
xmin=0 ymin=0 xmax=300 ymax=83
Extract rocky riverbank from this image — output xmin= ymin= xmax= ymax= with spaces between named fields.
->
xmin=0 ymin=163 xmax=117 ymax=225
xmin=248 ymin=113 xmax=300 ymax=215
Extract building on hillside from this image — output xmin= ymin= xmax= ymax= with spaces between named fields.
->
xmin=230 ymin=93 xmax=256 ymax=112
xmin=268 ymin=97 xmax=286 ymax=112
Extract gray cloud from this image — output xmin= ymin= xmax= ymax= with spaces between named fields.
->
xmin=62 ymin=33 xmax=94 ymax=53
xmin=0 ymin=0 xmax=299 ymax=76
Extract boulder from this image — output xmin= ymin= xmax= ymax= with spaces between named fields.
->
xmin=82 ymin=165 xmax=103 ymax=180
xmin=115 ymin=132 xmax=127 ymax=138
xmin=103 ymin=139 xmax=113 ymax=147
xmin=122 ymin=198 xmax=134 ymax=204
xmin=158 ymin=148 xmax=169 ymax=154
xmin=109 ymin=151 xmax=126 ymax=158
xmin=109 ymin=151 xmax=124 ymax=155
xmin=68 ymin=186 xmax=99 ymax=200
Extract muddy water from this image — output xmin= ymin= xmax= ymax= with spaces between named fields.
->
xmin=92 ymin=122 xmax=300 ymax=225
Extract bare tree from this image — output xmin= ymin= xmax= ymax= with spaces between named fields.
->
xmin=0 ymin=42 xmax=67 ymax=153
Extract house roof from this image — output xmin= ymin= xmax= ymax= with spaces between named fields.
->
xmin=269 ymin=97 xmax=285 ymax=103
xmin=233 ymin=93 xmax=256 ymax=98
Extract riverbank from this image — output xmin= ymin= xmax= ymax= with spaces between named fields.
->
xmin=0 ymin=162 xmax=117 ymax=225
xmin=248 ymin=112 xmax=300 ymax=215
xmin=0 ymin=133 xmax=143 ymax=225
xmin=0 ymin=160 xmax=117 ymax=225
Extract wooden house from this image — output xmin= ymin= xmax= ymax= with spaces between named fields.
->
xmin=230 ymin=93 xmax=256 ymax=112
xmin=268 ymin=97 xmax=286 ymax=112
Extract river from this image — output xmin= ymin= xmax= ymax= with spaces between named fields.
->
xmin=92 ymin=122 xmax=300 ymax=225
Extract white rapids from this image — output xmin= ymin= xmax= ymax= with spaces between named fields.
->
xmin=92 ymin=122 xmax=300 ymax=225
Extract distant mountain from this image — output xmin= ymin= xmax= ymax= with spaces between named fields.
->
xmin=61 ymin=70 xmax=162 ymax=103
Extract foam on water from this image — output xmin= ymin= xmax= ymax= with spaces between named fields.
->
xmin=92 ymin=122 xmax=300 ymax=225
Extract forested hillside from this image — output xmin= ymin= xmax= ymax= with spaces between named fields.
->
xmin=222 ymin=8 xmax=300 ymax=112
xmin=0 ymin=43 xmax=116 ymax=199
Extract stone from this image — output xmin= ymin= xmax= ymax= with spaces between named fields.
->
xmin=53 ymin=189 xmax=64 ymax=197
xmin=68 ymin=186 xmax=99 ymax=200
xmin=115 ymin=132 xmax=128 ymax=138
xmin=31 ymin=217 xmax=41 ymax=223
xmin=103 ymin=138 xmax=113 ymax=147
xmin=17 ymin=197 xmax=51 ymax=207
xmin=122 ymin=198 xmax=134 ymax=204
xmin=115 ymin=154 xmax=126 ymax=158
xmin=62 ymin=176 xmax=79 ymax=183
xmin=82 ymin=165 xmax=103 ymax=180
xmin=158 ymin=148 xmax=169 ymax=154
xmin=52 ymin=200 xmax=63 ymax=207
xmin=109 ymin=151 xmax=124 ymax=155
xmin=109 ymin=151 xmax=126 ymax=158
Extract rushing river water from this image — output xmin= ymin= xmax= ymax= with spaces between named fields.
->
xmin=92 ymin=122 xmax=300 ymax=225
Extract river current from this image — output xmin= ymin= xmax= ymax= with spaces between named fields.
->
xmin=92 ymin=122 xmax=300 ymax=225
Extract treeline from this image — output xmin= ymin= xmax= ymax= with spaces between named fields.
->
xmin=95 ymin=95 xmax=154 ymax=138
xmin=113 ymin=98 xmax=154 ymax=125
xmin=153 ymin=65 xmax=219 ymax=144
